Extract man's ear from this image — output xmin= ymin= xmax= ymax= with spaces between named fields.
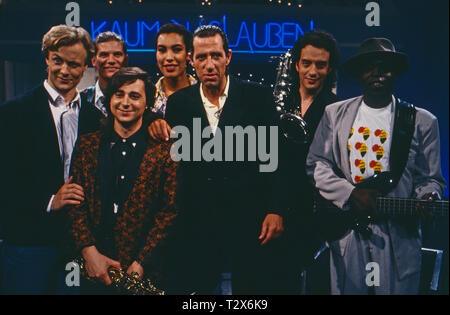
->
xmin=91 ymin=55 xmax=96 ymax=68
xmin=123 ymin=54 xmax=129 ymax=67
xmin=295 ymin=61 xmax=300 ymax=73
xmin=226 ymin=49 xmax=232 ymax=66
xmin=188 ymin=51 xmax=194 ymax=67
xmin=44 ymin=57 xmax=50 ymax=79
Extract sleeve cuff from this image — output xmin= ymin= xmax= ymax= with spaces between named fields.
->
xmin=265 ymin=208 xmax=285 ymax=218
xmin=46 ymin=195 xmax=55 ymax=213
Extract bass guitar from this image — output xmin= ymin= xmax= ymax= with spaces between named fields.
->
xmin=313 ymin=172 xmax=448 ymax=242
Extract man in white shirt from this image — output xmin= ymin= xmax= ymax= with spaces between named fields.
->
xmin=306 ymin=38 xmax=446 ymax=294
xmin=162 ymin=25 xmax=284 ymax=294
xmin=0 ymin=24 xmax=95 ymax=294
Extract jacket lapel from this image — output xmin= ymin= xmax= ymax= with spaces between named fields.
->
xmin=98 ymin=134 xmax=114 ymax=221
xmin=79 ymin=90 xmax=103 ymax=136
xmin=191 ymin=84 xmax=210 ymax=131
xmin=121 ymin=138 xmax=155 ymax=215
xmin=217 ymin=77 xmax=245 ymax=130
xmin=32 ymin=85 xmax=64 ymax=179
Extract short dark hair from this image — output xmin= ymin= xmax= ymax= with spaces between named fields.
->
xmin=291 ymin=29 xmax=339 ymax=91
xmin=42 ymin=25 xmax=94 ymax=65
xmin=102 ymin=67 xmax=155 ymax=132
xmin=192 ymin=25 xmax=229 ymax=55
xmin=156 ymin=23 xmax=193 ymax=53
xmin=94 ymin=31 xmax=127 ymax=55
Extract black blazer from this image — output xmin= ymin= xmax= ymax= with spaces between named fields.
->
xmin=163 ymin=77 xmax=285 ymax=294
xmin=80 ymin=85 xmax=106 ymax=127
xmin=0 ymin=84 xmax=101 ymax=246
xmin=165 ymin=77 xmax=282 ymax=235
xmin=278 ymin=88 xmax=340 ymax=211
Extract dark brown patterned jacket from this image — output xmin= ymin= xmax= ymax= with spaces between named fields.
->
xmin=67 ymin=130 xmax=178 ymax=282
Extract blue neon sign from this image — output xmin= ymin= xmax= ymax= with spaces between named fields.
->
xmin=90 ymin=15 xmax=315 ymax=54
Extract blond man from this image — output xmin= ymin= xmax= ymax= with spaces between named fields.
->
xmin=0 ymin=24 xmax=98 ymax=294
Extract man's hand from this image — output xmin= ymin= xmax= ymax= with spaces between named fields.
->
xmin=81 ymin=246 xmax=121 ymax=286
xmin=126 ymin=261 xmax=144 ymax=279
xmin=349 ymin=188 xmax=378 ymax=220
xmin=148 ymin=119 xmax=172 ymax=141
xmin=422 ymin=192 xmax=440 ymax=201
xmin=418 ymin=192 xmax=441 ymax=220
xmin=258 ymin=214 xmax=284 ymax=245
xmin=51 ymin=176 xmax=84 ymax=211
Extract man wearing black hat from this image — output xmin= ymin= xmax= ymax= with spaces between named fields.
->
xmin=306 ymin=38 xmax=446 ymax=294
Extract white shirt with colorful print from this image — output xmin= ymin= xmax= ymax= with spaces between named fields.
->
xmin=348 ymin=98 xmax=394 ymax=184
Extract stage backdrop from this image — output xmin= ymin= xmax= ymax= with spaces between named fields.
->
xmin=0 ymin=0 xmax=448 ymax=195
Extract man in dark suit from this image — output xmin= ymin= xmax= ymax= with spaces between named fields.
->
xmin=152 ymin=25 xmax=284 ymax=294
xmin=0 ymin=24 xmax=98 ymax=294
xmin=276 ymin=30 xmax=341 ymax=294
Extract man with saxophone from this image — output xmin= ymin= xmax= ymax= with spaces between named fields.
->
xmin=67 ymin=67 xmax=178 ymax=294
xmin=276 ymin=30 xmax=340 ymax=293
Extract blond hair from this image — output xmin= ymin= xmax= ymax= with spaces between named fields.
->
xmin=42 ymin=25 xmax=94 ymax=64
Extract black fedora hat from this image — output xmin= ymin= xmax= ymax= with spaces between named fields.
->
xmin=343 ymin=38 xmax=409 ymax=78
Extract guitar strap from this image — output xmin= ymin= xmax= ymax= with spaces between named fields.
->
xmin=388 ymin=98 xmax=417 ymax=190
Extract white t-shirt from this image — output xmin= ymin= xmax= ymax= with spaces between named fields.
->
xmin=348 ymin=98 xmax=394 ymax=184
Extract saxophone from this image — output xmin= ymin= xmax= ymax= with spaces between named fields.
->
xmin=73 ymin=257 xmax=165 ymax=295
xmin=273 ymin=49 xmax=310 ymax=145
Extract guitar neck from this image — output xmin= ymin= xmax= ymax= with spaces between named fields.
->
xmin=376 ymin=197 xmax=449 ymax=218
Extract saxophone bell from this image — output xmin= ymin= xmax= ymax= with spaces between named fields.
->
xmin=279 ymin=112 xmax=310 ymax=145
xmin=273 ymin=49 xmax=310 ymax=145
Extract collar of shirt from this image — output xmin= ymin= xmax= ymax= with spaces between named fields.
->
xmin=95 ymin=80 xmax=105 ymax=106
xmin=153 ymin=74 xmax=197 ymax=114
xmin=94 ymin=80 xmax=109 ymax=117
xmin=199 ymin=75 xmax=230 ymax=112
xmin=360 ymin=95 xmax=395 ymax=115
xmin=110 ymin=124 xmax=148 ymax=147
xmin=155 ymin=74 xmax=198 ymax=98
xmin=44 ymin=80 xmax=81 ymax=110
xmin=154 ymin=76 xmax=167 ymax=102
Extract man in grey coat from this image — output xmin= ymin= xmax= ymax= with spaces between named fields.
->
xmin=306 ymin=38 xmax=446 ymax=294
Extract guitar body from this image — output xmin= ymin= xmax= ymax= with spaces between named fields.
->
xmin=311 ymin=203 xmax=355 ymax=244
xmin=313 ymin=172 xmax=395 ymax=243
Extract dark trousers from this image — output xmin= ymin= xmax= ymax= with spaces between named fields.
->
xmin=0 ymin=244 xmax=79 ymax=295
xmin=165 ymin=218 xmax=297 ymax=295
